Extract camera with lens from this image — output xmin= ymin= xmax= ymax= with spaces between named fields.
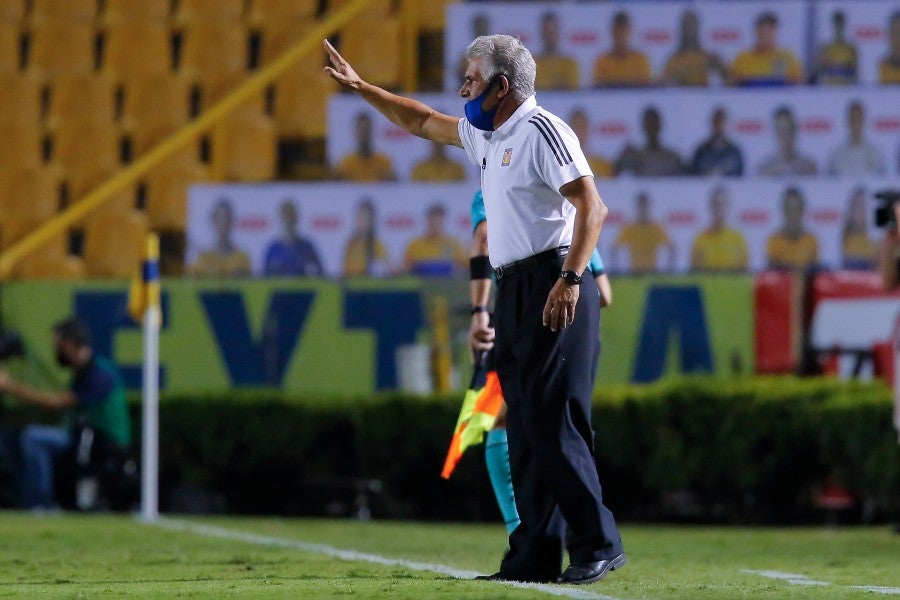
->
xmin=874 ymin=189 xmax=900 ymax=228
xmin=0 ymin=330 xmax=25 ymax=362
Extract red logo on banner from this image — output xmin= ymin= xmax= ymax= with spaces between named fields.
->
xmin=853 ymin=25 xmax=882 ymax=40
xmin=875 ymin=117 xmax=900 ymax=131
xmin=384 ymin=127 xmax=412 ymax=140
xmin=810 ymin=209 xmax=840 ymax=223
xmin=570 ymin=31 xmax=598 ymax=44
xmin=667 ymin=211 xmax=696 ymax=225
xmin=457 ymin=215 xmax=471 ymax=229
xmin=606 ymin=212 xmax=625 ymax=225
xmin=597 ymin=122 xmax=628 ymax=136
xmin=642 ymin=29 xmax=671 ymax=43
xmin=312 ymin=216 xmax=342 ymax=230
xmin=735 ymin=119 xmax=764 ymax=133
xmin=800 ymin=118 xmax=832 ymax=133
xmin=238 ymin=216 xmax=270 ymax=230
xmin=739 ymin=210 xmax=769 ymax=224
xmin=386 ymin=215 xmax=414 ymax=229
xmin=711 ymin=28 xmax=741 ymax=42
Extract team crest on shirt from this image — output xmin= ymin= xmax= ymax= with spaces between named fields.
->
xmin=501 ymin=147 xmax=513 ymax=167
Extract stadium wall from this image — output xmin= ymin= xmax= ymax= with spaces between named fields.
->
xmin=0 ymin=275 xmax=753 ymax=393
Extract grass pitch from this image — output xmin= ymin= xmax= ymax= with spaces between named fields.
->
xmin=0 ymin=513 xmax=898 ymax=599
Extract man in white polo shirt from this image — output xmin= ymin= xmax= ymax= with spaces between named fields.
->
xmin=324 ymin=34 xmax=625 ymax=585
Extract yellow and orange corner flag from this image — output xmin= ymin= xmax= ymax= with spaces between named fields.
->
xmin=441 ymin=370 xmax=504 ymax=479
xmin=128 ymin=233 xmax=161 ymax=326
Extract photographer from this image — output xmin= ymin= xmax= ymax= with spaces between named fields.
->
xmin=0 ymin=318 xmax=131 ymax=510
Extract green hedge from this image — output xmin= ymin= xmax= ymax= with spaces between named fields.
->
xmin=4 ymin=376 xmax=899 ymax=521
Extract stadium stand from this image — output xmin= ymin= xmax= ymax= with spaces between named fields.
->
xmin=143 ymin=147 xmax=209 ymax=233
xmin=51 ymin=121 xmax=122 ymax=199
xmin=0 ymin=0 xmax=25 ymax=23
xmin=26 ymin=18 xmax=97 ymax=79
xmin=173 ymin=0 xmax=245 ymax=26
xmin=0 ymin=168 xmax=61 ymax=249
xmin=0 ymin=20 xmax=20 ymax=73
xmin=247 ymin=0 xmax=320 ymax=27
xmin=339 ymin=17 xmax=402 ymax=89
xmin=45 ymin=72 xmax=117 ymax=130
xmin=28 ymin=0 xmax=97 ymax=23
xmin=120 ymin=74 xmax=193 ymax=157
xmin=82 ymin=199 xmax=149 ymax=278
xmin=101 ymin=20 xmax=172 ymax=89
xmin=0 ymin=73 xmax=43 ymax=123
xmin=211 ymin=105 xmax=278 ymax=182
xmin=100 ymin=0 xmax=171 ymax=25
xmin=178 ymin=19 xmax=249 ymax=108
xmin=327 ymin=0 xmax=394 ymax=18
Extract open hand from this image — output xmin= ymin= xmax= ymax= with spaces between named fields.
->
xmin=542 ymin=279 xmax=580 ymax=332
xmin=322 ymin=39 xmax=364 ymax=91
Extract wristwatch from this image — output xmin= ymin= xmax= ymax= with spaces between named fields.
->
xmin=470 ymin=305 xmax=489 ymax=315
xmin=559 ymin=270 xmax=582 ymax=285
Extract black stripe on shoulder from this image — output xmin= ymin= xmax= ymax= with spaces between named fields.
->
xmin=533 ymin=113 xmax=574 ymax=164
xmin=529 ymin=118 xmax=564 ymax=166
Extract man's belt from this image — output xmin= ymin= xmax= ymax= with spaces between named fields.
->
xmin=493 ymin=246 xmax=570 ymax=280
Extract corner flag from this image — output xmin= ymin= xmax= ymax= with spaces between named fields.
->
xmin=129 ymin=233 xmax=162 ymax=521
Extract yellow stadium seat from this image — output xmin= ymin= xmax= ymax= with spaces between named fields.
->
xmin=271 ymin=68 xmax=336 ymax=139
xmin=179 ymin=20 xmax=248 ymax=104
xmin=83 ymin=206 xmax=148 ymax=278
xmin=121 ymin=75 xmax=192 ymax=156
xmin=101 ymin=0 xmax=170 ymax=25
xmin=45 ymin=72 xmax=117 ymax=128
xmin=30 ymin=0 xmax=97 ymax=22
xmin=0 ymin=123 xmax=43 ymax=178
xmin=0 ymin=167 xmax=61 ymax=249
xmin=339 ymin=17 xmax=401 ymax=89
xmin=10 ymin=236 xmax=85 ymax=280
xmin=28 ymin=19 xmax=97 ymax=78
xmin=211 ymin=111 xmax=276 ymax=181
xmin=0 ymin=22 xmax=21 ymax=73
xmin=144 ymin=148 xmax=209 ymax=231
xmin=52 ymin=122 xmax=121 ymax=198
xmin=102 ymin=20 xmax=171 ymax=87
xmin=414 ymin=0 xmax=459 ymax=34
xmin=175 ymin=0 xmax=244 ymax=25
xmin=0 ymin=73 xmax=42 ymax=125
xmin=327 ymin=0 xmax=393 ymax=17
xmin=247 ymin=0 xmax=318 ymax=27
xmin=259 ymin=18 xmax=319 ymax=71
xmin=0 ymin=0 xmax=26 ymax=22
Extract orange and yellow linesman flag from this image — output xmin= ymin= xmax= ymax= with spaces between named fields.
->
xmin=441 ymin=368 xmax=504 ymax=479
xmin=128 ymin=233 xmax=162 ymax=326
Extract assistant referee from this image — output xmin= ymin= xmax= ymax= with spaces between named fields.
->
xmin=323 ymin=34 xmax=624 ymax=585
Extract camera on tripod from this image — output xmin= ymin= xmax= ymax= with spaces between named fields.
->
xmin=0 ymin=330 xmax=25 ymax=362
xmin=874 ymin=189 xmax=900 ymax=228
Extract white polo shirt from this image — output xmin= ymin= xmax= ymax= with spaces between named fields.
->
xmin=458 ymin=95 xmax=593 ymax=267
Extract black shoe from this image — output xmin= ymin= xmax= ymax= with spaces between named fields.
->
xmin=474 ymin=572 xmax=506 ymax=581
xmin=557 ymin=553 xmax=626 ymax=585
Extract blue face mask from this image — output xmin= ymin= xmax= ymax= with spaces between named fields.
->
xmin=464 ymin=78 xmax=501 ymax=131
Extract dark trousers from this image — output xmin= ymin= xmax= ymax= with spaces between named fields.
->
xmin=493 ymin=252 xmax=622 ymax=583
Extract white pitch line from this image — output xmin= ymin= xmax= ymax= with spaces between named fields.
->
xmin=152 ymin=518 xmax=625 ymax=600
xmin=743 ymin=569 xmax=900 ymax=595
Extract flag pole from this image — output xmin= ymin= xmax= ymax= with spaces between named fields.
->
xmin=138 ymin=233 xmax=161 ymax=522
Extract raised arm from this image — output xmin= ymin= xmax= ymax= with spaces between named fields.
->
xmin=323 ymin=40 xmax=463 ymax=147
